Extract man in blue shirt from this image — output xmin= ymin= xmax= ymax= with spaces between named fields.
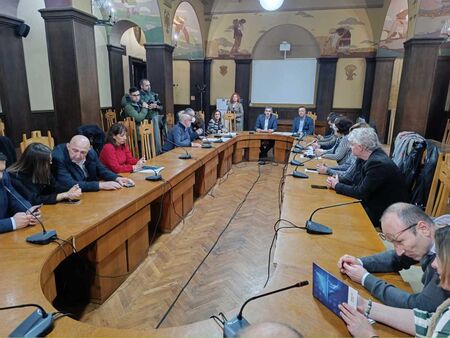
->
xmin=162 ymin=112 xmax=202 ymax=152
xmin=292 ymin=106 xmax=314 ymax=136
xmin=0 ymin=152 xmax=39 ymax=233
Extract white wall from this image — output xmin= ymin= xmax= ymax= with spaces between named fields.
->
xmin=120 ymin=28 xmax=146 ymax=91
xmin=18 ymin=0 xmax=53 ymax=111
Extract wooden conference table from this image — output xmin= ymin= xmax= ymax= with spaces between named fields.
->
xmin=0 ymin=132 xmax=410 ymax=336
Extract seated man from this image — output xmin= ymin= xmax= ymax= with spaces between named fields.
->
xmin=292 ymin=106 xmax=314 ymax=136
xmin=121 ymin=86 xmax=149 ymax=132
xmin=255 ymin=107 xmax=277 ymax=159
xmin=52 ymin=135 xmax=133 ymax=192
xmin=0 ymin=152 xmax=39 ymax=233
xmin=162 ymin=113 xmax=202 ymax=152
xmin=327 ymin=127 xmax=409 ymax=227
xmin=338 ymin=203 xmax=450 ymax=312
xmin=182 ymin=108 xmax=204 ymax=140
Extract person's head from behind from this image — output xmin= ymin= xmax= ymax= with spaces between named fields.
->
xmin=179 ymin=113 xmax=193 ymax=128
xmin=348 ymin=127 xmax=379 ymax=159
xmin=67 ymin=135 xmax=91 ymax=164
xmin=298 ymin=106 xmax=306 ymax=118
xmin=264 ymin=107 xmax=272 ymax=118
xmin=380 ymin=203 xmax=435 ymax=261
xmin=8 ymin=143 xmax=52 ymax=185
xmin=230 ymin=92 xmax=240 ymax=103
xmin=106 ymin=123 xmax=128 ymax=147
xmin=350 ymin=122 xmax=370 ymax=132
xmin=139 ymin=79 xmax=150 ymax=92
xmin=327 ymin=112 xmax=340 ymax=127
xmin=214 ymin=110 xmax=221 ymax=122
xmin=184 ymin=108 xmax=196 ymax=122
xmin=333 ymin=117 xmax=353 ymax=136
xmin=432 ymin=225 xmax=450 ymax=290
xmin=129 ymin=86 xmax=140 ymax=103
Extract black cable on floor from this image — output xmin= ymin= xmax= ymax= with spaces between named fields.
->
xmin=155 ymin=164 xmax=262 ymax=329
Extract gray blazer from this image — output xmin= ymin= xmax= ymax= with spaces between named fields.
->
xmin=361 ymin=250 xmax=450 ymax=311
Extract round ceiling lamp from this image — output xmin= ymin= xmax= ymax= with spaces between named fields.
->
xmin=259 ymin=0 xmax=284 ymax=11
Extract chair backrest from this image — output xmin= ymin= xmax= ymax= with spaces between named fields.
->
xmin=120 ymin=117 xmax=139 ymax=159
xmin=442 ymin=119 xmax=450 ymax=145
xmin=426 ymin=153 xmax=450 ymax=217
xmin=224 ymin=112 xmax=236 ymax=132
xmin=0 ymin=119 xmax=4 ymax=137
xmin=272 ymin=111 xmax=279 ymax=119
xmin=20 ymin=130 xmax=55 ymax=153
xmin=139 ymin=120 xmax=156 ymax=160
xmin=307 ymin=111 xmax=317 ymax=125
xmin=197 ymin=111 xmax=205 ymax=122
xmin=166 ymin=112 xmax=175 ymax=128
xmin=100 ymin=109 xmax=117 ymax=132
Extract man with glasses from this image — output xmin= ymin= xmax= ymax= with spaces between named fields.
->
xmin=121 ymin=87 xmax=149 ymax=132
xmin=337 ymin=202 xmax=450 ymax=312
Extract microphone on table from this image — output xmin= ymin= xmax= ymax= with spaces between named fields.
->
xmin=143 ymin=166 xmax=162 ymax=181
xmin=292 ymin=156 xmax=316 ymax=178
xmin=2 ymin=182 xmax=57 ymax=245
xmin=201 ymin=139 xmax=213 ymax=149
xmin=294 ymin=139 xmax=315 ymax=151
xmin=164 ymin=138 xmax=192 ymax=159
xmin=223 ymin=281 xmax=309 ymax=337
xmin=306 ymin=199 xmax=362 ymax=235
xmin=6 ymin=304 xmax=54 ymax=337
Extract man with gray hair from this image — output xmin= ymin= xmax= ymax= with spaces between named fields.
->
xmin=327 ymin=128 xmax=409 ymax=227
xmin=162 ymin=112 xmax=202 ymax=152
xmin=337 ymin=203 xmax=450 ymax=312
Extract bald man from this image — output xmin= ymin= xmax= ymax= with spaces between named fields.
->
xmin=52 ymin=135 xmax=133 ymax=192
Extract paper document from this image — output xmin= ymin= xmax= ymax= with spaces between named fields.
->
xmin=136 ymin=166 xmax=165 ymax=174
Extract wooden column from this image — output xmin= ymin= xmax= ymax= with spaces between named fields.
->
xmin=189 ymin=58 xmax=212 ymax=121
xmin=0 ymin=15 xmax=32 ymax=145
xmin=427 ymin=56 xmax=450 ymax=141
xmin=234 ymin=58 xmax=252 ymax=130
xmin=40 ymin=8 xmax=101 ymax=143
xmin=107 ymin=44 xmax=126 ymax=115
xmin=361 ymin=57 xmax=376 ymax=122
xmin=368 ymin=57 xmax=395 ymax=143
xmin=315 ymin=57 xmax=338 ymax=120
xmin=393 ymin=38 xmax=445 ymax=139
xmin=144 ymin=43 xmax=174 ymax=115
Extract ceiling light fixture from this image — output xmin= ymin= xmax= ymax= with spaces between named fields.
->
xmin=259 ymin=0 xmax=284 ymax=11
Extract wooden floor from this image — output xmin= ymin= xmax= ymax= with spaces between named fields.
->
xmin=81 ymin=162 xmax=284 ymax=329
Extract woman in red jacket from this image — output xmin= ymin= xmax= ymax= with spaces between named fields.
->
xmin=100 ymin=123 xmax=145 ymax=173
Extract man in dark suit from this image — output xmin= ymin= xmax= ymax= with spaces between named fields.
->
xmin=327 ymin=127 xmax=409 ymax=227
xmin=292 ymin=106 xmax=314 ymax=136
xmin=52 ymin=135 xmax=134 ymax=192
xmin=255 ymin=107 xmax=278 ymax=159
xmin=0 ymin=152 xmax=39 ymax=233
xmin=337 ymin=203 xmax=450 ymax=312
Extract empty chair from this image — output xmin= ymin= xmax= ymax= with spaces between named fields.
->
xmin=120 ymin=117 xmax=139 ymax=158
xmin=307 ymin=111 xmax=317 ymax=126
xmin=20 ymin=130 xmax=54 ymax=153
xmin=426 ymin=152 xmax=450 ymax=217
xmin=224 ymin=112 xmax=237 ymax=132
xmin=139 ymin=120 xmax=156 ymax=160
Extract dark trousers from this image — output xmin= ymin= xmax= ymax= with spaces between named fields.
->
xmin=260 ymin=140 xmax=274 ymax=159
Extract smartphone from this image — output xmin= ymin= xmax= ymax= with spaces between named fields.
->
xmin=306 ymin=167 xmax=318 ymax=172
xmin=27 ymin=204 xmax=43 ymax=214
xmin=311 ymin=184 xmax=328 ymax=190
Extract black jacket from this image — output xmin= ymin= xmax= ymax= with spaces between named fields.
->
xmin=335 ymin=148 xmax=409 ymax=227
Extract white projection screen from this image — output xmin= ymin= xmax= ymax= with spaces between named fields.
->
xmin=250 ymin=58 xmax=317 ymax=105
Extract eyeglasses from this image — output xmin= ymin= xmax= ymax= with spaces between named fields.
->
xmin=379 ymin=223 xmax=417 ymax=242
xmin=131 ymin=93 xmax=140 ymax=97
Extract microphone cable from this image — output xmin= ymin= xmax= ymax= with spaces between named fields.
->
xmin=155 ymin=163 xmax=262 ymax=329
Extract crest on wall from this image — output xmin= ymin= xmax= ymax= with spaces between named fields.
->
xmin=219 ymin=65 xmax=228 ymax=76
xmin=345 ymin=64 xmax=357 ymax=80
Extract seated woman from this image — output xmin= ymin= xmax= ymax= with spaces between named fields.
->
xmin=207 ymin=110 xmax=227 ymax=135
xmin=99 ymin=123 xmax=145 ymax=173
xmin=339 ymin=225 xmax=450 ymax=337
xmin=8 ymin=143 xmax=82 ymax=205
xmin=326 ymin=128 xmax=409 ymax=227
xmin=315 ymin=117 xmax=353 ymax=165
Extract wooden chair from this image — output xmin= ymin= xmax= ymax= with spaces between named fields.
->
xmin=272 ymin=111 xmax=279 ymax=119
xmin=100 ymin=109 xmax=117 ymax=132
xmin=224 ymin=112 xmax=236 ymax=132
xmin=139 ymin=120 xmax=156 ymax=160
xmin=120 ymin=117 xmax=139 ymax=159
xmin=0 ymin=119 xmax=4 ymax=137
xmin=442 ymin=119 xmax=450 ymax=145
xmin=20 ymin=130 xmax=55 ymax=153
xmin=426 ymin=153 xmax=450 ymax=217
xmin=197 ymin=111 xmax=205 ymax=122
xmin=307 ymin=111 xmax=317 ymax=125
xmin=166 ymin=112 xmax=175 ymax=129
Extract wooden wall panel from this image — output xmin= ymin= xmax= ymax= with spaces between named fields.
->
xmin=361 ymin=57 xmax=376 ymax=121
xmin=107 ymin=44 xmax=126 ymax=115
xmin=234 ymin=58 xmax=252 ymax=130
xmin=315 ymin=57 xmax=338 ymax=120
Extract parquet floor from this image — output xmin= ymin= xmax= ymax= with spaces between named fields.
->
xmin=80 ymin=162 xmax=284 ymax=329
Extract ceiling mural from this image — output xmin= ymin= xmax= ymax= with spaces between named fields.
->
xmin=206 ymin=9 xmax=375 ymax=59
xmin=95 ymin=0 xmax=163 ymax=43
xmin=377 ymin=0 xmax=408 ymax=57
xmin=172 ymin=2 xmax=204 ymax=59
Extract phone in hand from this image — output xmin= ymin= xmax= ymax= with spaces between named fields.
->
xmin=27 ymin=204 xmax=43 ymax=215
